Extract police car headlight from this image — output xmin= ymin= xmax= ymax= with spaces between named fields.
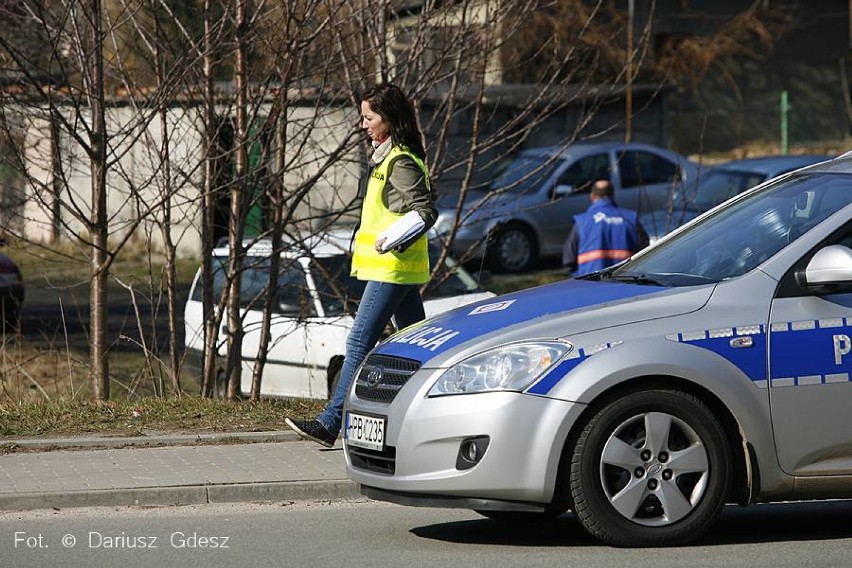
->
xmin=428 ymin=341 xmax=571 ymax=396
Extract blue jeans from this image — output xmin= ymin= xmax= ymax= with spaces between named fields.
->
xmin=317 ymin=280 xmax=425 ymax=435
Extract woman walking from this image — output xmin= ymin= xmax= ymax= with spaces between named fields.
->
xmin=285 ymin=83 xmax=436 ymax=447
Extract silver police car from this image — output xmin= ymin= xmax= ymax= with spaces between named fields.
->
xmin=343 ymin=153 xmax=852 ymax=547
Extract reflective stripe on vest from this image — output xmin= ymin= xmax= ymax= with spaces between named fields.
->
xmin=351 ymin=146 xmax=431 ymax=284
xmin=577 ymin=249 xmax=632 ymax=264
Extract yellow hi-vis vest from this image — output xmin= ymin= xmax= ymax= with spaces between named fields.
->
xmin=351 ymin=146 xmax=431 ymax=284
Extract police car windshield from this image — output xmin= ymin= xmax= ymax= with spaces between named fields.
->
xmin=611 ymin=173 xmax=850 ymax=284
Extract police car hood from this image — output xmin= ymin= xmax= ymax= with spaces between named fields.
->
xmin=374 ymin=278 xmax=714 ymax=364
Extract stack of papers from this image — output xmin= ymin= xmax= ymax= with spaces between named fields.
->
xmin=377 ymin=211 xmax=425 ymax=252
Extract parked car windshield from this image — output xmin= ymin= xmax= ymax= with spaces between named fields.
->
xmin=193 ymin=246 xmax=486 ymax=319
xmin=422 ymin=253 xmax=483 ymax=298
xmin=192 ymin=256 xmax=315 ymax=317
xmin=311 ymin=255 xmax=367 ymax=316
xmin=313 ymin=252 xmax=484 ymax=317
xmin=676 ymin=169 xmax=767 ymax=212
xmin=609 ymin=173 xmax=850 ymax=285
xmin=492 ymin=154 xmax=562 ymax=194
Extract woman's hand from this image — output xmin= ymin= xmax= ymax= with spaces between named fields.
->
xmin=375 ymin=237 xmax=387 ymax=254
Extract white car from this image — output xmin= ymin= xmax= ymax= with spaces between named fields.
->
xmin=184 ymin=230 xmax=495 ymax=399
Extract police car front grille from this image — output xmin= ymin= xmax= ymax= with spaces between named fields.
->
xmin=354 ymin=355 xmax=421 ymax=403
xmin=348 ymin=445 xmax=396 ymax=475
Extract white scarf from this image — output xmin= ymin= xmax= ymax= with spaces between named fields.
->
xmin=370 ymin=137 xmax=393 ymax=166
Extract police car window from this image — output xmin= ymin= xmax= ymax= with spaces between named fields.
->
xmin=776 ymin=221 xmax=852 ymax=298
xmin=611 ymin=173 xmax=851 ymax=285
xmin=690 ymin=170 xmax=766 ymax=211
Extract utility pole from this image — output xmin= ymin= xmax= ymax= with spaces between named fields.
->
xmin=625 ymin=0 xmax=634 ymax=142
xmin=780 ymin=90 xmax=790 ymax=155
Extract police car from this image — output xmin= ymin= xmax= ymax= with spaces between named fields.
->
xmin=343 ymin=153 xmax=852 ymax=547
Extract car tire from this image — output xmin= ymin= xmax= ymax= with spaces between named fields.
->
xmin=487 ymin=223 xmax=536 ymax=273
xmin=1 ymin=299 xmax=19 ymax=331
xmin=568 ymin=389 xmax=731 ymax=547
xmin=2 ymin=309 xmax=19 ymax=331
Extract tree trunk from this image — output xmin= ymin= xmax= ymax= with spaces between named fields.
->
xmin=155 ymin=3 xmax=181 ymax=395
xmin=200 ymin=0 xmax=219 ymax=398
xmin=226 ymin=0 xmax=249 ymax=400
xmin=87 ymin=0 xmax=110 ymax=400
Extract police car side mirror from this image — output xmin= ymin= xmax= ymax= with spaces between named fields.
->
xmin=801 ymin=245 xmax=852 ymax=287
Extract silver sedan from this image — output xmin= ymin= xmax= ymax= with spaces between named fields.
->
xmin=434 ymin=141 xmax=698 ymax=272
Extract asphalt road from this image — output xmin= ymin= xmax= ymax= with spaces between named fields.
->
xmin=18 ymin=278 xmax=187 ymax=352
xmin=2 ymin=498 xmax=851 ymax=568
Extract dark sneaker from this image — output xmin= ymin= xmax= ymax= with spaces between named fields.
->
xmin=284 ymin=418 xmax=337 ymax=448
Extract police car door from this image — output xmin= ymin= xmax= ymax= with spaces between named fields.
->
xmin=768 ymin=220 xmax=852 ymax=477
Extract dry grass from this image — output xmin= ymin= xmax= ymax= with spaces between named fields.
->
xmin=0 ymin=339 xmax=88 ymax=402
xmin=6 ymin=236 xmax=198 ymax=290
xmin=0 ymin=337 xmax=326 ymax=439
xmin=0 ymin=395 xmax=325 ymax=439
xmin=691 ymin=139 xmax=849 ymax=165
xmin=0 ymin=338 xmax=193 ymax=403
xmin=0 ymin=238 xmax=331 ymax=439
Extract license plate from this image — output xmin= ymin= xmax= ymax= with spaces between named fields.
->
xmin=344 ymin=412 xmax=385 ymax=452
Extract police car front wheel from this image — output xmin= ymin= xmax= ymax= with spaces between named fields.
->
xmin=568 ymin=389 xmax=731 ymax=547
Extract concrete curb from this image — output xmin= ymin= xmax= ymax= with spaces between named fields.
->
xmin=0 ymin=480 xmax=360 ymax=512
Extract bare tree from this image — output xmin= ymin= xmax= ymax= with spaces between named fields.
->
xmin=0 ymin=0 xmax=214 ymax=400
xmin=0 ymin=0 xmax=795 ymax=402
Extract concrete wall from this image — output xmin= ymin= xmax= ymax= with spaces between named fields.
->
xmin=13 ymin=87 xmax=665 ymax=258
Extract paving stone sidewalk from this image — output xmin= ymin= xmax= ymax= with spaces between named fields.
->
xmin=0 ymin=433 xmax=356 ymax=512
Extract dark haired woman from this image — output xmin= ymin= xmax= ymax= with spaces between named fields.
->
xmin=286 ymin=83 xmax=436 ymax=447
